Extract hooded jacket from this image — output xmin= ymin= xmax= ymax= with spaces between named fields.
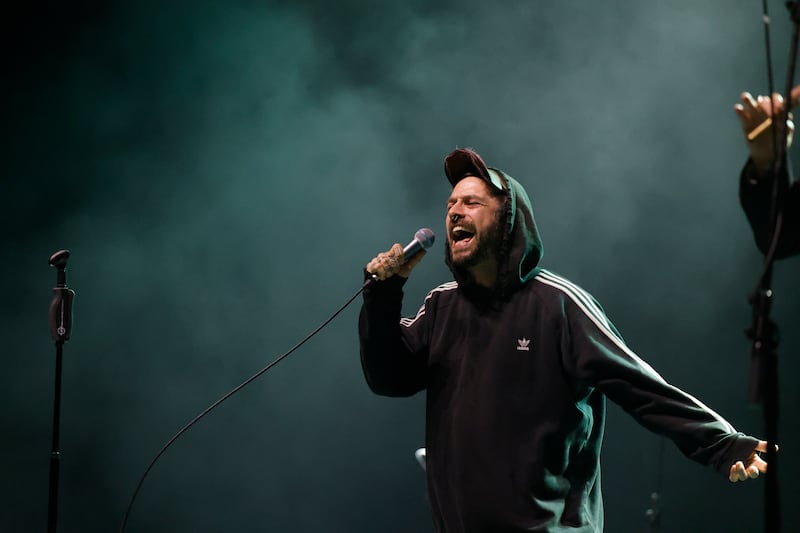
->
xmin=359 ymin=149 xmax=759 ymax=532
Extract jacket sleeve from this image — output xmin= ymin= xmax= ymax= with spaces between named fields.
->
xmin=559 ymin=290 xmax=759 ymax=477
xmin=358 ymin=274 xmax=430 ymax=397
xmin=739 ymin=158 xmax=800 ymax=259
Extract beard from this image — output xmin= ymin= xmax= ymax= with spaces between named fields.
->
xmin=445 ymin=214 xmax=503 ymax=286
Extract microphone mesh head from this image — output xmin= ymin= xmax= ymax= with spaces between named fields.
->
xmin=415 ymin=228 xmax=435 ymax=249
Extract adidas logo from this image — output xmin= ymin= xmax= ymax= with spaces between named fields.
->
xmin=516 ymin=338 xmax=531 ymax=351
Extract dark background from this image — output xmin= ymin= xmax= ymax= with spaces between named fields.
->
xmin=2 ymin=1 xmax=798 ymax=531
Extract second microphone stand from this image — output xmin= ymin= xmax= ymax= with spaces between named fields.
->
xmin=47 ymin=250 xmax=75 ymax=533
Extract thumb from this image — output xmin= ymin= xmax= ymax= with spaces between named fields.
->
xmin=755 ymin=440 xmax=779 ymax=454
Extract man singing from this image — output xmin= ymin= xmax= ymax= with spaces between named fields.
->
xmin=358 ymin=147 xmax=768 ymax=532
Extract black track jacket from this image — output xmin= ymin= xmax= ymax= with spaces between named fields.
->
xmin=360 ymin=159 xmax=759 ymax=532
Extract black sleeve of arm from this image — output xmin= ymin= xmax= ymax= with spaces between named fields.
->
xmin=739 ymin=158 xmax=800 ymax=258
xmin=358 ymin=274 xmax=428 ymax=397
xmin=561 ymin=294 xmax=759 ymax=477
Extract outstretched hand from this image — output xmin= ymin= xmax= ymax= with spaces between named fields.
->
xmin=366 ymin=243 xmax=426 ymax=281
xmin=728 ymin=440 xmax=774 ymax=483
xmin=733 ymin=86 xmax=800 ymax=177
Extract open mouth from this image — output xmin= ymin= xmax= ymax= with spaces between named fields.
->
xmin=450 ymin=226 xmax=475 ymax=248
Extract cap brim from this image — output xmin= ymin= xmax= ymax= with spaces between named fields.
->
xmin=444 ymin=148 xmax=505 ymax=191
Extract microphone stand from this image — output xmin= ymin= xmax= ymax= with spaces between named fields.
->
xmin=47 ymin=250 xmax=75 ymax=533
xmin=746 ymin=4 xmax=800 ymax=532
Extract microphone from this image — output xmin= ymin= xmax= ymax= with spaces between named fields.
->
xmin=366 ymin=228 xmax=435 ymax=287
xmin=403 ymin=227 xmax=435 ymax=258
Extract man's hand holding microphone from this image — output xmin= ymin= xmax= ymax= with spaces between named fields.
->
xmin=364 ymin=228 xmax=435 ymax=285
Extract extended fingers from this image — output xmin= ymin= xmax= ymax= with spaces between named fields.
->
xmin=736 ymin=93 xmax=772 ymax=141
xmin=728 ymin=447 xmax=771 ymax=483
xmin=760 ymin=92 xmax=785 ymax=114
xmin=735 ymin=92 xmax=759 ymax=121
xmin=729 ymin=461 xmax=748 ymax=482
xmin=736 ymin=92 xmax=786 ymax=120
xmin=740 ymin=91 xmax=759 ymax=111
xmin=728 ymin=460 xmax=762 ymax=482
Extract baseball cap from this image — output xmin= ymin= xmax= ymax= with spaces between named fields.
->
xmin=444 ymin=148 xmax=506 ymax=191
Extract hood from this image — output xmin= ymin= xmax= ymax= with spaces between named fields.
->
xmin=444 ymin=148 xmax=543 ymax=295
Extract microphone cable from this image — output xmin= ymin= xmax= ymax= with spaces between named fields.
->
xmin=118 ymin=280 xmax=370 ymax=533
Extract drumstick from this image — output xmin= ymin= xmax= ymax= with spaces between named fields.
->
xmin=747 ymin=118 xmax=773 ymax=141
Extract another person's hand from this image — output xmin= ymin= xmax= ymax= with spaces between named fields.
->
xmin=734 ymin=86 xmax=800 ymax=177
xmin=728 ymin=440 xmax=774 ymax=482
xmin=366 ymin=243 xmax=426 ymax=281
